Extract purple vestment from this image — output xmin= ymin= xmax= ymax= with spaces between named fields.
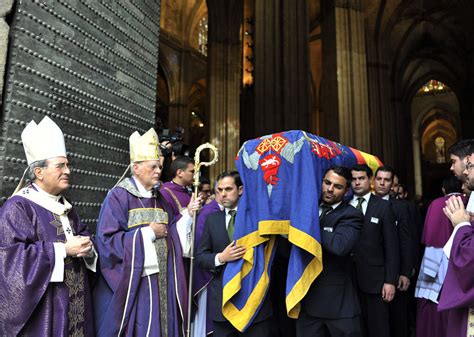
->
xmin=422 ymin=194 xmax=464 ymax=247
xmin=161 ymin=181 xmax=191 ymax=216
xmin=193 ymin=199 xmax=221 ymax=335
xmin=438 ymin=223 xmax=474 ymax=337
xmin=94 ymin=178 xmax=188 ymax=337
xmin=0 ymin=186 xmax=95 ymax=336
xmin=416 ymin=195 xmax=465 ymax=337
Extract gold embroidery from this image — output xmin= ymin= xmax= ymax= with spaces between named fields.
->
xmin=155 ymin=239 xmax=168 ymax=337
xmin=127 ymin=208 xmax=168 ymax=228
xmin=162 ymin=187 xmax=186 ymax=212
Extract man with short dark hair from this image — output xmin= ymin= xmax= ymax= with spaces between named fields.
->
xmin=297 ymin=166 xmax=363 ymax=337
xmin=197 ymin=171 xmax=274 ymax=336
xmin=161 ymin=155 xmax=195 ymax=217
xmin=374 ymin=166 xmax=415 ymax=337
xmin=351 ymin=164 xmax=398 ymax=337
xmin=448 ymin=139 xmax=474 ymax=181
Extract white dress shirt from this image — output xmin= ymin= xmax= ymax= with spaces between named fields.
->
xmin=350 ymin=192 xmax=371 ymax=215
xmin=215 ymin=207 xmax=238 ymax=266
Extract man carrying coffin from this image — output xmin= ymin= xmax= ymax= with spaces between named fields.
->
xmin=0 ymin=116 xmax=97 ymax=336
xmin=94 ymin=128 xmax=201 ymax=337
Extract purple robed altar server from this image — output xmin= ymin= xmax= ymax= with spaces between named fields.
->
xmin=193 ymin=199 xmax=222 ymax=335
xmin=161 ymin=156 xmax=195 ymax=217
xmin=0 ymin=188 xmax=95 ymax=336
xmin=415 ymin=193 xmax=464 ymax=337
xmin=161 ymin=181 xmax=192 ymax=216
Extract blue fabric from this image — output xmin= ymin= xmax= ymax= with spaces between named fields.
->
xmin=222 ymin=130 xmax=368 ymax=332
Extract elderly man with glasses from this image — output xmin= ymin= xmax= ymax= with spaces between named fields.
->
xmin=0 ymin=116 xmax=97 ymax=337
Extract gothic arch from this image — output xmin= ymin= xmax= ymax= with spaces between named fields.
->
xmin=158 ymin=51 xmax=178 ymax=104
xmin=411 ymin=85 xmax=460 ymax=198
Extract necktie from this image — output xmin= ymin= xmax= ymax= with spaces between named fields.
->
xmin=227 ymin=209 xmax=236 ymax=240
xmin=319 ymin=204 xmax=332 ymax=220
xmin=356 ymin=197 xmax=365 ymax=211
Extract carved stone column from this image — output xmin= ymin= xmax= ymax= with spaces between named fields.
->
xmin=246 ymin=0 xmax=310 ymax=138
xmin=0 ymin=0 xmax=14 ymax=103
xmin=321 ymin=0 xmax=370 ymax=151
xmin=207 ymin=0 xmax=242 ymax=176
xmin=366 ymin=33 xmax=396 ymax=163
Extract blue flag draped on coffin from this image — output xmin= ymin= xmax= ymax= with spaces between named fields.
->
xmin=222 ymin=130 xmax=382 ymax=332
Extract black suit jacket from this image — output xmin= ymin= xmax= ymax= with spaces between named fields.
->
xmin=389 ymin=198 xmax=415 ymax=278
xmin=405 ymin=199 xmax=423 ymax=268
xmin=353 ymin=195 xmax=399 ymax=294
xmin=196 ymin=211 xmax=272 ymax=322
xmin=302 ymin=202 xmax=363 ymax=319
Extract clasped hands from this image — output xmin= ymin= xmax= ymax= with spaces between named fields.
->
xmin=150 ymin=222 xmax=168 ymax=239
xmin=65 ymin=235 xmax=94 ymax=258
xmin=443 ymin=195 xmax=473 ymax=227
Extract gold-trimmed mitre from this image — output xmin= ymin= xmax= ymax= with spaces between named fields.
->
xmin=129 ymin=128 xmax=161 ymax=163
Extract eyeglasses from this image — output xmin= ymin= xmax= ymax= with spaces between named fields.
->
xmin=47 ymin=162 xmax=73 ymax=171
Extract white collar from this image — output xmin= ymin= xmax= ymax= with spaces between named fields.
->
xmin=33 ymin=183 xmax=62 ymax=202
xmin=446 ymin=192 xmax=461 ymax=197
xmin=381 ymin=194 xmax=390 ymax=200
xmin=225 ymin=207 xmax=238 ymax=215
xmin=132 ymin=176 xmax=152 ymax=198
xmin=16 ymin=184 xmax=71 ymax=215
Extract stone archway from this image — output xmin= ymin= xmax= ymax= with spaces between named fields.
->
xmin=411 ymin=81 xmax=461 ymax=200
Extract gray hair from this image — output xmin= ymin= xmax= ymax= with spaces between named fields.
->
xmin=26 ymin=160 xmax=49 ymax=181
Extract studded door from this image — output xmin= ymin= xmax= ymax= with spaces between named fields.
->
xmin=0 ymin=0 xmax=161 ymax=231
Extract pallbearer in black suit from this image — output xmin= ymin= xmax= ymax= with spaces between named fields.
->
xmin=196 ymin=171 xmax=273 ymax=337
xmin=296 ymin=166 xmax=364 ymax=337
xmin=374 ymin=166 xmax=415 ymax=337
xmin=350 ymin=164 xmax=399 ymax=337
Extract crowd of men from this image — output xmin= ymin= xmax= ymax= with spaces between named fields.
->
xmin=0 ymin=116 xmax=473 ymax=337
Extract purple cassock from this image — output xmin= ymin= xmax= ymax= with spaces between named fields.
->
xmin=422 ymin=194 xmax=465 ymax=247
xmin=416 ymin=194 xmax=463 ymax=337
xmin=438 ymin=223 xmax=474 ymax=337
xmin=161 ymin=181 xmax=192 ymax=216
xmin=193 ymin=199 xmax=222 ymax=335
xmin=0 ymin=185 xmax=95 ymax=336
xmin=94 ymin=178 xmax=188 ymax=337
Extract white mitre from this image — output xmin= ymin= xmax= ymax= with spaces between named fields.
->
xmin=129 ymin=128 xmax=161 ymax=163
xmin=21 ymin=116 xmax=67 ymax=164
